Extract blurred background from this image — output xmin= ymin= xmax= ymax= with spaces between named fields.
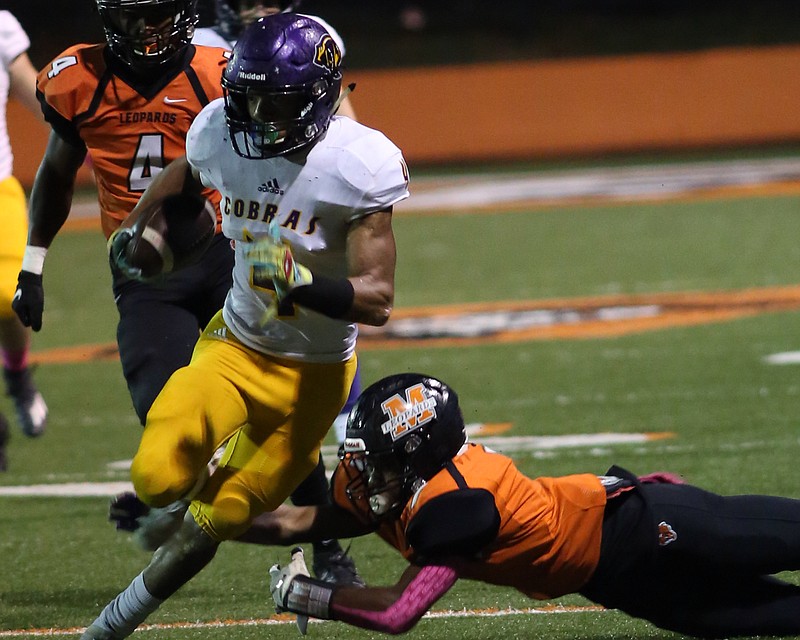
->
xmin=6 ymin=0 xmax=800 ymax=182
xmin=8 ymin=0 xmax=800 ymax=69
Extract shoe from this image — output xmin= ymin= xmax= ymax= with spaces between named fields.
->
xmin=0 ymin=413 xmax=8 ymax=471
xmin=4 ymin=368 xmax=48 ymax=437
xmin=312 ymin=544 xmax=366 ymax=587
xmin=80 ymin=623 xmax=118 ymax=640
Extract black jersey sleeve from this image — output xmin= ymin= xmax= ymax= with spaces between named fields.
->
xmin=38 ymin=92 xmax=86 ymax=151
xmin=406 ymin=488 xmax=501 ymax=558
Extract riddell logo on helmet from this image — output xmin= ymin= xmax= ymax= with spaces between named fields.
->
xmin=239 ymin=71 xmax=266 ymax=81
xmin=380 ymin=384 xmax=437 ymax=441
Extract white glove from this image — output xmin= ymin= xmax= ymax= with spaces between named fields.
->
xmin=269 ymin=547 xmax=311 ymax=635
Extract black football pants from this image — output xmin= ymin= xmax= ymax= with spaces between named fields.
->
xmin=113 ymin=233 xmax=233 ymax=424
xmin=580 ymin=483 xmax=800 ymax=637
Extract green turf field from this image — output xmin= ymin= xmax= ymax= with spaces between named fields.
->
xmin=2 ymin=179 xmax=800 ymax=639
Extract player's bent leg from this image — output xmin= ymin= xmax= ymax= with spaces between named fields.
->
xmin=0 ymin=182 xmax=48 ymax=438
xmin=187 ymin=356 xmax=357 ymax=542
xmin=189 ymin=430 xmax=325 ymax=541
xmin=131 ymin=361 xmax=249 ymax=508
xmin=81 ymin=514 xmax=218 ymax=640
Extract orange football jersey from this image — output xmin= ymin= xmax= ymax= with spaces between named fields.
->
xmin=38 ymin=44 xmax=227 ymax=239
xmin=333 ymin=443 xmax=607 ymax=600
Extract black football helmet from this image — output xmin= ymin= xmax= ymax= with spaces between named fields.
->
xmin=214 ymin=0 xmax=302 ymax=41
xmin=340 ymin=373 xmax=467 ymax=521
xmin=221 ymin=13 xmax=342 ymax=158
xmin=96 ymin=0 xmax=198 ymax=70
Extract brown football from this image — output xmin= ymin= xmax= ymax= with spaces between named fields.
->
xmin=121 ymin=193 xmax=217 ymax=280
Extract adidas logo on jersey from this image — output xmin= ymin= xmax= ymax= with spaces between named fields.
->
xmin=258 ymin=179 xmax=285 ymax=195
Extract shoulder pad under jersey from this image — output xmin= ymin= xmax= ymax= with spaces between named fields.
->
xmin=334 ymin=122 xmax=410 ymax=215
xmin=37 ymin=44 xmax=108 ymax=123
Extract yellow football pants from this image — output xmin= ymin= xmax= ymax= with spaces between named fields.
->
xmin=0 ymin=176 xmax=28 ymax=318
xmin=131 ymin=311 xmax=357 ymax=541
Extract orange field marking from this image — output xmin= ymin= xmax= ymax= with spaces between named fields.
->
xmin=29 ymin=285 xmax=800 ymax=365
xmin=0 ymin=605 xmax=607 ymax=636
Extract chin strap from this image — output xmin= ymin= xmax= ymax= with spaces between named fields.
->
xmin=332 ymin=83 xmax=356 ymax=115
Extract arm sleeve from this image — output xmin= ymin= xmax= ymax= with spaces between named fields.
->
xmin=331 ymin=564 xmax=458 ymax=634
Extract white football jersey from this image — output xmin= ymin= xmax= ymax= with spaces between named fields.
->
xmin=186 ymin=99 xmax=409 ymax=362
xmin=0 ymin=11 xmax=30 ymax=181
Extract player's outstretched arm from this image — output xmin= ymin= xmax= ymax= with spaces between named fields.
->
xmin=271 ymin=556 xmax=458 ymax=634
xmin=237 ymin=503 xmax=374 ymax=546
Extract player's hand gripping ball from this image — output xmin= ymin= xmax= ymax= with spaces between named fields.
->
xmin=109 ymin=193 xmax=217 ymax=280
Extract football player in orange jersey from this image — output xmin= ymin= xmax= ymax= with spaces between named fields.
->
xmin=12 ymin=0 xmax=231 ymax=424
xmin=0 ymin=11 xmax=49 ymax=466
xmin=259 ymin=373 xmax=800 ymax=638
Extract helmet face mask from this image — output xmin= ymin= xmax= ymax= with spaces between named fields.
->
xmin=340 ymin=374 xmax=467 ymax=522
xmin=340 ymin=451 xmax=411 ymax=521
xmin=213 ymin=0 xmax=301 ymax=41
xmin=222 ymin=14 xmax=343 ymax=159
xmin=97 ymin=0 xmax=198 ymax=71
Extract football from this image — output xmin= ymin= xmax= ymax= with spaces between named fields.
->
xmin=118 ymin=193 xmax=217 ymax=280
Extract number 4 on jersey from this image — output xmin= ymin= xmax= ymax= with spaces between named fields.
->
xmin=129 ymin=134 xmax=165 ymax=192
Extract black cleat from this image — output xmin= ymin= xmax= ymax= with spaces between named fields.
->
xmin=313 ymin=545 xmax=366 ymax=587
xmin=4 ymin=368 xmax=48 ymax=438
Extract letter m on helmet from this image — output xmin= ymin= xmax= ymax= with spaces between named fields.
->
xmin=379 ymin=384 xmax=437 ymax=441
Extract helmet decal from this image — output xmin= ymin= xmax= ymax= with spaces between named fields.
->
xmin=314 ymin=34 xmax=341 ymax=73
xmin=380 ymin=384 xmax=437 ymax=441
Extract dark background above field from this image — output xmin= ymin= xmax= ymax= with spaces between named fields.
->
xmin=8 ymin=0 xmax=800 ymax=70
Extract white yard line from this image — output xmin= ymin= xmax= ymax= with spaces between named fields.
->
xmin=0 ymin=432 xmax=673 ymax=497
xmin=397 ymin=157 xmax=800 ymax=211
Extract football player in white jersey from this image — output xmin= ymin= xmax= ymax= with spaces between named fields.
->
xmin=80 ymin=13 xmax=408 ymax=639
xmin=193 ymin=0 xmax=362 ymax=584
xmin=0 ymin=11 xmax=48 ymax=467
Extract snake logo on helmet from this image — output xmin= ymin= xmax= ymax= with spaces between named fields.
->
xmin=340 ymin=373 xmax=467 ymax=521
xmin=213 ymin=0 xmax=301 ymax=41
xmin=96 ymin=0 xmax=198 ymax=70
xmin=221 ymin=13 xmax=343 ymax=159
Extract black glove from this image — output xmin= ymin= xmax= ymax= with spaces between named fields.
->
xmin=108 ymin=491 xmax=150 ymax=532
xmin=12 ymin=270 xmax=44 ymax=331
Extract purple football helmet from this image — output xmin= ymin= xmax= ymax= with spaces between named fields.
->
xmin=222 ymin=13 xmax=342 ymax=158
xmin=96 ymin=0 xmax=198 ymax=70
xmin=213 ymin=0 xmax=301 ymax=41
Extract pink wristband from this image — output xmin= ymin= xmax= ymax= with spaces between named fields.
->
xmin=332 ymin=564 xmax=458 ymax=634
